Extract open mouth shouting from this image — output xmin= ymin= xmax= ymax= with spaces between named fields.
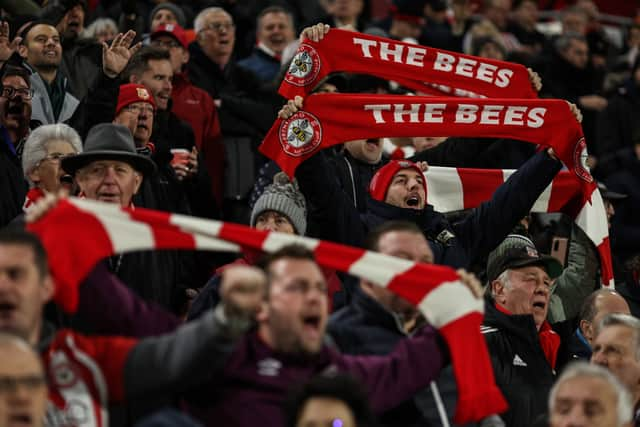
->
xmin=405 ymin=192 xmax=422 ymax=208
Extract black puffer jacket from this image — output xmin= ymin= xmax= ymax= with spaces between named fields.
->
xmin=482 ymin=300 xmax=556 ymax=427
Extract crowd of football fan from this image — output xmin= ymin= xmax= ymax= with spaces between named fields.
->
xmin=1 ymin=0 xmax=640 ymax=426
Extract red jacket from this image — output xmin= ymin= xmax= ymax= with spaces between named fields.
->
xmin=172 ymin=72 xmax=225 ymax=207
xmin=43 ymin=330 xmax=136 ymax=427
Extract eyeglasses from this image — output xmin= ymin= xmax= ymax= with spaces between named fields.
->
xmin=201 ymin=22 xmax=234 ymax=33
xmin=38 ymin=152 xmax=77 ymax=165
xmin=1 ymin=86 xmax=34 ymax=100
xmin=151 ymin=39 xmax=181 ymax=49
xmin=0 ymin=375 xmax=46 ymax=394
xmin=123 ymin=104 xmax=154 ymax=115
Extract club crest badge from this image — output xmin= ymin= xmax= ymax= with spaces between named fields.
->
xmin=136 ymin=87 xmax=150 ymax=100
xmin=573 ymin=137 xmax=593 ymax=183
xmin=279 ymin=111 xmax=322 ymax=157
xmin=284 ymin=44 xmax=321 ymax=87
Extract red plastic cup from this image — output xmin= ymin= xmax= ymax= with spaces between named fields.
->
xmin=170 ymin=148 xmax=190 ymax=168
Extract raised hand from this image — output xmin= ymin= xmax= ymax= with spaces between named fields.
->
xmin=220 ymin=265 xmax=267 ymax=320
xmin=102 ymin=30 xmax=141 ymax=79
xmin=0 ymin=21 xmax=21 ymax=63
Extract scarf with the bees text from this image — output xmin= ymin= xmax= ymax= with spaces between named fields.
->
xmin=279 ymin=29 xmax=537 ymax=99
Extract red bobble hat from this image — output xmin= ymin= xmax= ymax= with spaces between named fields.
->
xmin=116 ymin=84 xmax=156 ymax=115
xmin=369 ymin=160 xmax=427 ymax=202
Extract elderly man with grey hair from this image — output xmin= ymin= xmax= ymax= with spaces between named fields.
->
xmin=21 ymin=123 xmax=81 ymax=209
xmin=592 ymin=313 xmax=640 ymax=424
xmin=188 ymin=6 xmax=280 ymax=221
xmin=549 ymin=361 xmax=633 ymax=427
xmin=481 ymin=241 xmax=563 ymax=427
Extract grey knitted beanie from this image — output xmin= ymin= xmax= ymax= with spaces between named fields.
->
xmin=250 ymin=173 xmax=307 ymax=235
xmin=149 ymin=3 xmax=187 ymax=28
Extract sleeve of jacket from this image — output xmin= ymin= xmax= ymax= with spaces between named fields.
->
xmin=548 ymin=225 xmax=599 ymax=323
xmin=453 ymin=150 xmax=562 ymax=265
xmin=296 ymin=151 xmax=368 ymax=247
xmin=77 ymin=262 xmax=182 ymax=337
xmin=123 ymin=307 xmax=248 ymax=399
xmin=67 ymin=72 xmax=120 ymax=139
xmin=606 ymin=175 xmax=640 ymax=252
xmin=337 ymin=324 xmax=447 ymax=413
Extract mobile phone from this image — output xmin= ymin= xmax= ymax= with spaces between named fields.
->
xmin=550 ymin=237 xmax=568 ymax=267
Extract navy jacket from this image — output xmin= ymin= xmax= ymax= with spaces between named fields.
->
xmin=296 ymin=149 xmax=562 ymax=269
xmin=329 ymin=287 xmax=461 ymax=427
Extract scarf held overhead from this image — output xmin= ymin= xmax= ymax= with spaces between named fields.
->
xmin=426 ymin=167 xmax=613 ymax=287
xmin=279 ymin=29 xmax=537 ymax=99
xmin=28 ymin=198 xmax=507 ymax=424
xmin=260 ymin=94 xmax=591 ymax=185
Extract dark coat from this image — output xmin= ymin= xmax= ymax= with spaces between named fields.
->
xmin=482 ymin=301 xmax=556 ymax=427
xmin=186 ymin=41 xmax=279 ymax=137
xmin=329 ymin=287 xmax=460 ymax=427
xmin=410 ymin=137 xmax=536 ymax=170
xmin=60 ymin=37 xmax=103 ymax=100
xmin=596 ymin=80 xmax=640 ymax=158
xmin=0 ymin=127 xmax=27 ymax=228
xmin=605 ymin=154 xmax=640 ymax=265
xmin=184 ymin=326 xmax=446 ymax=427
xmin=237 ymin=47 xmax=281 ymax=83
xmin=296 ymin=150 xmax=561 ymax=269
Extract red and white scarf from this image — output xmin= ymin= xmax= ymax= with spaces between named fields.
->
xmin=426 ymin=167 xmax=612 ymax=287
xmin=279 ymin=29 xmax=537 ymax=99
xmin=260 ymin=94 xmax=592 ymax=187
xmin=28 ymin=197 xmax=507 ymax=424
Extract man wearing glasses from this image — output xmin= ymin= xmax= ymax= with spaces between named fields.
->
xmin=188 ymin=6 xmax=281 ymax=222
xmin=0 ymin=333 xmax=48 ymax=427
xmin=0 ymin=64 xmax=32 ymax=227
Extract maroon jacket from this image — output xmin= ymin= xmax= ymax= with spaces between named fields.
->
xmin=184 ymin=327 xmax=447 ymax=427
xmin=172 ymin=72 xmax=224 ymax=207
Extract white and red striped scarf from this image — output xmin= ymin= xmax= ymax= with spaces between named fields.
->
xmin=425 ymin=167 xmax=612 ymax=287
xmin=28 ymin=197 xmax=507 ymax=424
xmin=279 ymin=29 xmax=537 ymax=99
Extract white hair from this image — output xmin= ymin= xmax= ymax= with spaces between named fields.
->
xmin=549 ymin=361 xmax=633 ymax=427
xmin=486 ymin=268 xmax=512 ymax=297
xmin=598 ymin=313 xmax=640 ymax=360
xmin=194 ymin=7 xmax=231 ymax=33
xmin=81 ymin=17 xmax=118 ymax=41
xmin=22 ymin=124 xmax=82 ymax=186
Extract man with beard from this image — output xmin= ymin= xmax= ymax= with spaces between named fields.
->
xmin=0 ymin=64 xmax=31 ymax=227
xmin=17 ymin=22 xmax=79 ymax=124
xmin=121 ymin=47 xmax=219 ymax=220
xmin=281 ymin=95 xmax=563 ymax=270
xmin=149 ymin=23 xmax=224 ymax=209
xmin=183 ymin=244 xmax=476 ymax=427
xmin=38 ymin=0 xmax=103 ymax=100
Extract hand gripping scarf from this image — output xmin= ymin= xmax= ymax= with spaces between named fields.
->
xmin=260 ymin=93 xmax=591 ymax=184
xmin=279 ymin=29 xmax=537 ymax=99
xmin=28 ymin=198 xmax=507 ymax=424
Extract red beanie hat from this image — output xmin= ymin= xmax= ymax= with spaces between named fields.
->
xmin=116 ymin=84 xmax=156 ymax=115
xmin=369 ymin=160 xmax=427 ymax=202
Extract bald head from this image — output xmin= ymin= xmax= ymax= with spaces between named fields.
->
xmin=0 ymin=333 xmax=47 ymax=427
xmin=580 ymin=289 xmax=631 ymax=346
